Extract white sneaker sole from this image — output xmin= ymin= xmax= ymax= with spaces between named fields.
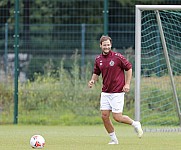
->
xmin=135 ymin=122 xmax=143 ymax=138
xmin=108 ymin=141 xmax=119 ymax=145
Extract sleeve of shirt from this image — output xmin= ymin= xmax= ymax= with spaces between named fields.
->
xmin=93 ymin=58 xmax=101 ymax=76
xmin=117 ymin=53 xmax=132 ymax=71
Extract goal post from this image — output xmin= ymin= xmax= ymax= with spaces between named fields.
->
xmin=135 ymin=5 xmax=181 ymax=126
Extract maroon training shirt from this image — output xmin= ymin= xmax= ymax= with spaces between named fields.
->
xmin=93 ymin=50 xmax=132 ymax=93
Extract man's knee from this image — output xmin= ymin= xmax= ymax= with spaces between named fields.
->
xmin=113 ymin=113 xmax=123 ymax=122
xmin=101 ymin=111 xmax=110 ymax=120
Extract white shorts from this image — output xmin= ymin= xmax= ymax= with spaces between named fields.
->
xmin=100 ymin=92 xmax=125 ymax=113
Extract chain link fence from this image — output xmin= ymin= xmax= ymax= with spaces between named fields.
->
xmin=0 ymin=0 xmax=180 ymax=124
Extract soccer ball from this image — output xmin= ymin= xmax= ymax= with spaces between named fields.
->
xmin=30 ymin=135 xmax=45 ymax=149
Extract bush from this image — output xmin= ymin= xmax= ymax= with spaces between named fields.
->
xmin=17 ymin=51 xmax=103 ymax=125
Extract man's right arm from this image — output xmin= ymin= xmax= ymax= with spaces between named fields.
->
xmin=88 ymin=73 xmax=99 ymax=88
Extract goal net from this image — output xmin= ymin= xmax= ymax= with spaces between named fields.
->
xmin=135 ymin=5 xmax=181 ymax=129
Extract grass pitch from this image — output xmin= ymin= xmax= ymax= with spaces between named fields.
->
xmin=0 ymin=125 xmax=181 ymax=150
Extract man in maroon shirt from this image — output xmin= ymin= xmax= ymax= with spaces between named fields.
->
xmin=88 ymin=35 xmax=143 ymax=144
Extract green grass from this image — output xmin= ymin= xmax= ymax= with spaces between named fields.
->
xmin=0 ymin=125 xmax=181 ymax=150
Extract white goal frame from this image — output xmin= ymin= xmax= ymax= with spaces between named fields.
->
xmin=135 ymin=5 xmax=181 ymax=125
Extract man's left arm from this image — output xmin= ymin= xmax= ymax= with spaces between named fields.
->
xmin=122 ymin=68 xmax=132 ymax=92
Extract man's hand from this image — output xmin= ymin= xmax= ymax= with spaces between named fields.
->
xmin=122 ymin=84 xmax=130 ymax=93
xmin=88 ymin=80 xmax=95 ymax=88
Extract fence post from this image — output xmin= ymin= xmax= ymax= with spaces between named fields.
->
xmin=81 ymin=23 xmax=85 ymax=79
xmin=4 ymin=23 xmax=8 ymax=77
xmin=14 ymin=0 xmax=20 ymax=124
xmin=103 ymin=0 xmax=108 ymax=35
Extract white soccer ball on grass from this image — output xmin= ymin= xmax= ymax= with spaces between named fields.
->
xmin=30 ymin=135 xmax=45 ymax=149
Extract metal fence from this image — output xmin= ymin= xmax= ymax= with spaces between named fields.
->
xmin=0 ymin=0 xmax=180 ymax=124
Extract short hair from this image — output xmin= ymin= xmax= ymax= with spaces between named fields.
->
xmin=100 ymin=35 xmax=112 ymax=45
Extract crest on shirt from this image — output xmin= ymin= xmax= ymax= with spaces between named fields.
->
xmin=109 ymin=60 xmax=114 ymax=66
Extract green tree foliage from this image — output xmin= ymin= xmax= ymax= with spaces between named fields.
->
xmin=0 ymin=0 xmax=180 ymax=53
